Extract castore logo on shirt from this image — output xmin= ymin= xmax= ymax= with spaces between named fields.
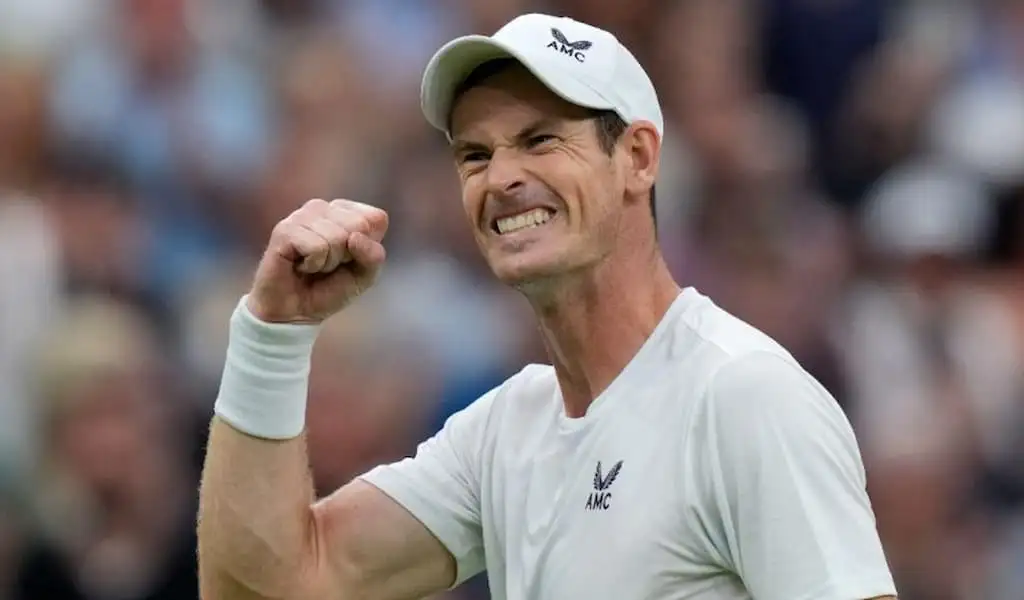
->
xmin=585 ymin=460 xmax=623 ymax=511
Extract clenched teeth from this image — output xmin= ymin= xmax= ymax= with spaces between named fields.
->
xmin=495 ymin=208 xmax=553 ymax=234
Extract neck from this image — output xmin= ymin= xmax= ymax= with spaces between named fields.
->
xmin=525 ymin=249 xmax=681 ymax=418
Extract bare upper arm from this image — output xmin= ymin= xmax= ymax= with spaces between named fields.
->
xmin=307 ymin=479 xmax=457 ymax=600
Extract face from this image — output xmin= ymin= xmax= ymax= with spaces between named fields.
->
xmin=54 ymin=371 xmax=165 ymax=492
xmin=449 ymin=65 xmax=653 ymax=288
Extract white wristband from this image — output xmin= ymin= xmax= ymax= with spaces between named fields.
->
xmin=214 ymin=296 xmax=321 ymax=440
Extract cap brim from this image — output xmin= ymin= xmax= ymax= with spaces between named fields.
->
xmin=420 ymin=35 xmax=614 ymax=136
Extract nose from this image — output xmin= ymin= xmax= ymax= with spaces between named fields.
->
xmin=484 ymin=148 xmax=526 ymax=197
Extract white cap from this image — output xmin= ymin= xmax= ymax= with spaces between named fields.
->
xmin=420 ymin=13 xmax=663 ymax=141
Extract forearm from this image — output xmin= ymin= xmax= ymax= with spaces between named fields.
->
xmin=198 ymin=419 xmax=321 ymax=600
xmin=198 ymin=298 xmax=325 ymax=600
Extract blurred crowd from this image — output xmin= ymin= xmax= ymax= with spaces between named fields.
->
xmin=1 ymin=0 xmax=1023 ymax=599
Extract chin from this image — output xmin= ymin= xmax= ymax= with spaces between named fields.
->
xmin=487 ymin=250 xmax=576 ymax=290
xmin=480 ymin=223 xmax=595 ymax=289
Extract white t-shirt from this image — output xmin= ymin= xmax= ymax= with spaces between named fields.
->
xmin=360 ymin=288 xmax=897 ymax=600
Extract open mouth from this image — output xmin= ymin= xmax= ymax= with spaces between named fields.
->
xmin=492 ymin=207 xmax=556 ymax=235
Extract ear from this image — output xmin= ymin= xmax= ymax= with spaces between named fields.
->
xmin=622 ymin=121 xmax=660 ymax=203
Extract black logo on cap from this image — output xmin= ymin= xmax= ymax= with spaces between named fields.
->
xmin=548 ymin=27 xmax=591 ymax=63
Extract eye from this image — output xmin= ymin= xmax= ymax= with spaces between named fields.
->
xmin=526 ymin=134 xmax=558 ymax=149
xmin=460 ymin=150 xmax=491 ymax=164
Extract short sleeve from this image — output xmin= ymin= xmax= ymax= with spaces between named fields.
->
xmin=358 ymin=387 xmax=497 ymax=587
xmin=696 ymin=351 xmax=896 ymax=600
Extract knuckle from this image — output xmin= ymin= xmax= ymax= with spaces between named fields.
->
xmin=308 ymin=215 xmax=330 ymax=231
xmin=284 ymin=208 xmax=311 ymax=227
xmin=314 ymin=217 xmax=346 ymax=242
xmin=351 ymin=215 xmax=371 ymax=234
xmin=294 ymin=199 xmax=329 ymax=220
xmin=327 ymin=207 xmax=369 ymax=234
xmin=332 ymin=199 xmax=387 ymax=226
xmin=271 ymin=217 xmax=295 ymax=239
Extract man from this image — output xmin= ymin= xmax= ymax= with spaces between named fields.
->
xmin=198 ymin=13 xmax=897 ymax=600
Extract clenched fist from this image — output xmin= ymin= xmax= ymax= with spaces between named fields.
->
xmin=247 ymin=198 xmax=389 ymax=324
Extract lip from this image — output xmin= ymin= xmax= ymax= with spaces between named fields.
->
xmin=488 ymin=206 xmax=558 ymax=234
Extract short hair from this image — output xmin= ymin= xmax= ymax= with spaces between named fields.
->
xmin=450 ymin=58 xmax=657 ymax=225
xmin=591 ymin=110 xmax=657 ymax=226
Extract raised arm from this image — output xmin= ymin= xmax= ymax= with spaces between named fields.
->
xmin=197 ymin=198 xmax=464 ymax=600
xmin=199 ymin=420 xmax=456 ymax=600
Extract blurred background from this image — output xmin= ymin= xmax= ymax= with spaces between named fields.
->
xmin=0 ymin=0 xmax=1023 ymax=598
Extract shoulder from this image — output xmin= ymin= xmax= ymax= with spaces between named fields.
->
xmin=665 ymin=290 xmax=803 ymax=402
xmin=440 ymin=363 xmax=557 ymax=438
xmin=706 ymin=351 xmax=824 ymax=411
xmin=675 ymin=291 xmax=793 ymax=363
xmin=463 ymin=363 xmax=556 ymax=414
xmin=673 ymin=294 xmax=853 ymax=451
xmin=693 ymin=350 xmax=864 ymax=479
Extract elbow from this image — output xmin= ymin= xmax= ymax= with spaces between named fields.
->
xmin=197 ymin=507 xmax=327 ymax=600
xmin=197 ymin=567 xmax=321 ymax=600
xmin=198 ymin=544 xmax=326 ymax=600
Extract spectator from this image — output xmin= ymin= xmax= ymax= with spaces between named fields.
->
xmin=0 ymin=2 xmax=1022 ymax=599
xmin=15 ymin=296 xmax=199 ymax=600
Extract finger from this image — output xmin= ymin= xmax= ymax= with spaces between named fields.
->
xmin=301 ymin=217 xmax=351 ymax=273
xmin=327 ymin=211 xmax=370 ymax=238
xmin=294 ymin=204 xmax=376 ymax=273
xmin=347 ymin=231 xmax=386 ymax=275
xmin=331 ymin=200 xmax=388 ymax=242
xmin=299 ymin=198 xmax=331 ymax=218
xmin=274 ymin=221 xmax=331 ymax=274
xmin=295 ymin=233 xmax=330 ymax=274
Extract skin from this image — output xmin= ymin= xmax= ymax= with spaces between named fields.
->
xmin=196 ymin=63 xmax=896 ymax=600
xmin=448 ymin=63 xmax=672 ymax=417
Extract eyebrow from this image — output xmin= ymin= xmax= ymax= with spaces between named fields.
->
xmin=451 ymin=139 xmax=489 ymax=158
xmin=514 ymin=117 xmax=561 ymax=143
xmin=451 ymin=116 xmax=564 ymax=157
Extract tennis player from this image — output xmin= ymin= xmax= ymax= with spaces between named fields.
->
xmin=199 ymin=13 xmax=897 ymax=600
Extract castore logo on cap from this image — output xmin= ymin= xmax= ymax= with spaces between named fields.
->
xmin=547 ymin=27 xmax=592 ymax=63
